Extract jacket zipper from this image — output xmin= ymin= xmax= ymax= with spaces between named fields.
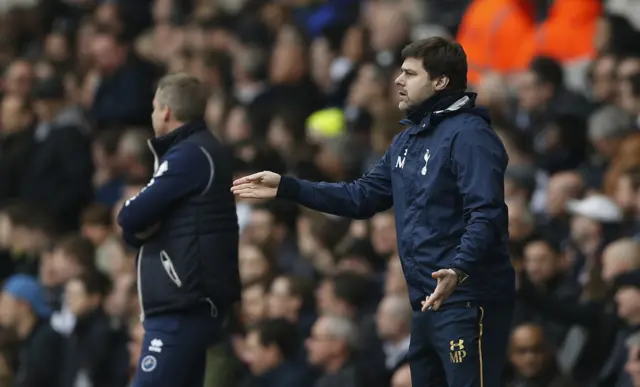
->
xmin=160 ymin=251 xmax=183 ymax=288
xmin=137 ymin=246 xmax=145 ymax=322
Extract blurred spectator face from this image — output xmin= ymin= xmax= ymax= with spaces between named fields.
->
xmin=205 ymin=93 xmax=225 ymax=130
xmin=368 ymin=2 xmax=407 ymax=53
xmin=65 ymin=278 xmax=99 ymax=317
xmin=81 ymin=221 xmax=111 ymax=247
xmin=91 ymin=33 xmax=126 ymax=75
xmin=239 ymin=245 xmax=269 ymax=284
xmin=310 ymin=37 xmax=333 ymax=90
xmin=395 ymin=57 xmax=441 ymax=112
xmin=267 ymin=276 xmax=300 ymax=320
xmin=39 ymin=249 xmax=60 ymax=287
xmin=615 ymin=286 xmax=640 ymax=324
xmin=245 ymin=208 xmax=274 ymax=246
xmin=508 ymin=325 xmax=548 ymax=379
xmin=371 ymin=212 xmax=397 ymax=257
xmin=385 ymin=256 xmax=408 ymax=295
xmin=602 ymin=239 xmax=640 ymax=283
xmin=270 ymin=26 xmax=306 ymax=84
xmin=391 ymin=364 xmax=412 ymax=387
xmin=545 ymin=172 xmax=583 ymax=217
xmin=76 ymin=21 xmax=96 ymax=65
xmin=128 ymin=320 xmax=145 ymax=371
xmin=152 ymin=0 xmax=173 ymax=23
xmin=1 ymin=95 xmax=32 ymax=134
xmin=0 ymin=293 xmax=26 ymax=329
xmin=523 ymin=241 xmax=559 ymax=285
xmin=51 ymin=247 xmax=86 ymax=285
xmin=224 ymin=106 xmax=251 ymax=144
xmin=242 ymin=283 xmax=268 ymax=326
xmin=267 ymin=116 xmax=294 ymax=154
xmin=95 ymin=3 xmax=124 ymax=33
xmin=617 ymin=58 xmax=640 ymax=84
xmin=507 ymin=199 xmax=534 ymax=241
xmin=244 ymin=330 xmax=280 ymax=375
xmin=44 ymin=33 xmax=70 ymax=64
xmin=305 ymin=316 xmax=346 ymax=367
xmin=591 ymin=55 xmax=617 ymax=103
xmin=516 ymin=71 xmax=552 ymax=112
xmin=570 ymin=214 xmax=600 ymax=246
xmin=619 ymin=78 xmax=640 ymax=115
xmin=348 ymin=63 xmax=385 ymax=108
xmin=3 ymin=60 xmax=34 ymax=98
xmin=34 ymin=60 xmax=55 ymax=80
xmin=375 ymin=296 xmax=410 ymax=341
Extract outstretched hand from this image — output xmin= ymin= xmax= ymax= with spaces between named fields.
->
xmin=231 ymin=171 xmax=281 ymax=199
xmin=421 ymin=269 xmax=458 ymax=311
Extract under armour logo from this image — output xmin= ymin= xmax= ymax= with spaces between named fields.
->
xmin=421 ymin=149 xmax=430 ymax=175
xmin=450 ymin=339 xmax=465 ymax=351
xmin=149 ymin=338 xmax=164 ymax=353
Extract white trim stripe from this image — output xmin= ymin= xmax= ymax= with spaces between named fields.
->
xmin=199 ymin=146 xmax=215 ymax=195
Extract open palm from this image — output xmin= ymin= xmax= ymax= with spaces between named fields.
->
xmin=231 ymin=171 xmax=281 ymax=199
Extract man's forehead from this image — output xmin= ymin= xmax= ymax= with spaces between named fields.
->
xmin=401 ymin=57 xmax=423 ymax=71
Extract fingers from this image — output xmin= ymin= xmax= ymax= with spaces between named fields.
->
xmin=232 ymin=172 xmax=264 ymax=186
xmin=422 ymin=287 xmax=443 ymax=311
xmin=431 ymin=269 xmax=448 ymax=279
xmin=230 ymin=185 xmax=258 ymax=198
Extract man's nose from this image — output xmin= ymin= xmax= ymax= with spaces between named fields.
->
xmin=395 ymin=75 xmax=403 ymax=86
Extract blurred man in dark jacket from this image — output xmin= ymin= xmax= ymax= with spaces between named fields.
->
xmin=20 ymin=75 xmax=93 ymax=231
xmin=0 ymin=274 xmax=62 ymax=387
xmin=89 ymin=26 xmax=158 ymax=130
xmin=61 ymin=271 xmax=129 ymax=387
xmin=239 ymin=318 xmax=309 ymax=387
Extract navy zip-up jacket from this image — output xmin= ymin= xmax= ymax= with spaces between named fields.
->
xmin=277 ymin=92 xmax=514 ymax=308
xmin=117 ymin=120 xmax=240 ymax=319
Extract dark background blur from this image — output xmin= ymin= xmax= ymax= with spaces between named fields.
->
xmin=1 ymin=0 xmax=640 ymax=386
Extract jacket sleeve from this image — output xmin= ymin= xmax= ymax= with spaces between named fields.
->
xmin=450 ymin=118 xmax=508 ymax=276
xmin=276 ymin=149 xmax=393 ymax=219
xmin=117 ymin=143 xmax=214 ymax=236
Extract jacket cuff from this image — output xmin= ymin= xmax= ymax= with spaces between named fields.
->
xmin=276 ymin=175 xmax=301 ymax=200
xmin=451 ymin=256 xmax=474 ymax=277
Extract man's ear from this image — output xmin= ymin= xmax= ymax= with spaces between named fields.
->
xmin=163 ymin=106 xmax=171 ymax=123
xmin=434 ymin=75 xmax=450 ymax=91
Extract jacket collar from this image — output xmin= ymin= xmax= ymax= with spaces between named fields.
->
xmin=400 ymin=91 xmax=477 ymax=134
xmin=148 ymin=119 xmax=207 ymax=158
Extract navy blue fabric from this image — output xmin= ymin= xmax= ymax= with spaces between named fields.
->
xmin=407 ymin=301 xmax=513 ymax=387
xmin=277 ymin=92 xmax=514 ymax=308
xmin=118 ymin=120 xmax=240 ymax=318
xmin=131 ymin=306 xmax=223 ymax=387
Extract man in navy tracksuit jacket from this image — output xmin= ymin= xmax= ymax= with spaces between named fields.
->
xmin=233 ymin=38 xmax=514 ymax=387
xmin=118 ymin=74 xmax=240 ymax=387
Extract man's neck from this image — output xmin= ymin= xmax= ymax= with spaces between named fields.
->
xmin=17 ymin=315 xmax=37 ymax=340
xmin=385 ymin=332 xmax=410 ymax=347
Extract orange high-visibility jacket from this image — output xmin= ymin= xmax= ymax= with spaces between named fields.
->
xmin=457 ymin=0 xmax=602 ymax=85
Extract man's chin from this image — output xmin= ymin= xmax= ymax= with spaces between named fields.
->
xmin=398 ymin=101 xmax=410 ymax=111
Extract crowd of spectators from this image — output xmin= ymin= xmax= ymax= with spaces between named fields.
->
xmin=1 ymin=0 xmax=640 ymax=386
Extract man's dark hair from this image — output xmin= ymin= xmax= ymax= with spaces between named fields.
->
xmin=81 ymin=203 xmax=112 ymax=227
xmin=249 ymin=318 xmax=299 ymax=360
xmin=282 ymin=275 xmax=315 ymax=312
xmin=529 ymin=56 xmax=564 ymax=90
xmin=73 ymin=270 xmax=112 ymax=299
xmin=524 ymin=233 xmax=561 ymax=255
xmin=329 ymin=272 xmax=376 ymax=309
xmin=55 ymin=234 xmax=96 ymax=271
xmin=401 ymin=37 xmax=468 ymax=91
